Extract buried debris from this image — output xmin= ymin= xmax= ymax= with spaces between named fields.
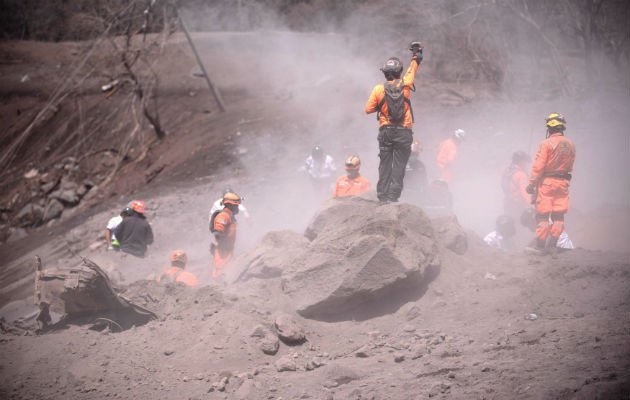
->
xmin=33 ymin=256 xmax=157 ymax=332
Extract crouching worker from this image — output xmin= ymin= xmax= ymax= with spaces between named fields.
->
xmin=210 ymin=192 xmax=240 ymax=278
xmin=333 ymin=155 xmax=371 ymax=197
xmin=157 ymin=250 xmax=198 ymax=287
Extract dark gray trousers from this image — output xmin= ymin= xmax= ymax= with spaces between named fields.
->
xmin=377 ymin=126 xmax=413 ymax=202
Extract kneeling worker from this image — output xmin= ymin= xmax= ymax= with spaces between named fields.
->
xmin=333 ymin=155 xmax=371 ymax=197
xmin=210 ymin=192 xmax=240 ymax=278
xmin=157 ymin=250 xmax=198 ymax=287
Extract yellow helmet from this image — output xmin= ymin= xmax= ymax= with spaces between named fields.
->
xmin=545 ymin=113 xmax=566 ymax=128
xmin=345 ymin=155 xmax=361 ymax=171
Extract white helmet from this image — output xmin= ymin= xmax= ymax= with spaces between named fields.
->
xmin=454 ymin=129 xmax=465 ymax=140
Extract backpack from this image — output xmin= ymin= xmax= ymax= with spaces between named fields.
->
xmin=377 ymin=79 xmax=414 ymax=124
xmin=209 ymin=210 xmax=221 ymax=233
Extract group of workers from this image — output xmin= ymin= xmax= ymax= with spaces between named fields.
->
xmin=102 ymin=45 xmax=576 ymax=288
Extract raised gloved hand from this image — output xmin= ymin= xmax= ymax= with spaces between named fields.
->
xmin=526 ymin=183 xmax=536 ymax=194
xmin=414 ymin=50 xmax=423 ymax=64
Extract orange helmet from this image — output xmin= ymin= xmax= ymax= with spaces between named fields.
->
xmin=345 ymin=155 xmax=361 ymax=171
xmin=222 ymin=192 xmax=241 ymax=206
xmin=170 ymin=250 xmax=187 ymax=264
xmin=411 ymin=140 xmax=422 ymax=154
xmin=130 ymin=200 xmax=146 ymax=214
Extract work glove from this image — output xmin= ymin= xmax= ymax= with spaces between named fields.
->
xmin=413 ymin=50 xmax=423 ymax=64
xmin=107 ymin=245 xmax=114 ymax=251
xmin=525 ymin=183 xmax=536 ymax=195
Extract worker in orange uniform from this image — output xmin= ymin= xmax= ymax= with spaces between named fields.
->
xmin=210 ymin=191 xmax=240 ymax=278
xmin=365 ymin=42 xmax=422 ymax=203
xmin=525 ymin=113 xmax=576 ymax=256
xmin=157 ymin=250 xmax=198 ymax=287
xmin=501 ymin=151 xmax=532 ymax=219
xmin=436 ymin=129 xmax=465 ymax=184
xmin=333 ymin=156 xmax=371 ymax=197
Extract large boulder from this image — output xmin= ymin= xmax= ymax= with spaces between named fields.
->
xmin=282 ymin=195 xmax=439 ymax=319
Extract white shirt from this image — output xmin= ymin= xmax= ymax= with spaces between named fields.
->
xmin=483 ymin=231 xmax=503 ymax=249
xmin=209 ymin=198 xmax=249 ymax=223
xmin=106 ymin=215 xmax=123 ymax=241
xmin=300 ymin=155 xmax=336 ymax=179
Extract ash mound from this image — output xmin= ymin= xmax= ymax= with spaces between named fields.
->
xmin=232 ymin=192 xmax=446 ymax=321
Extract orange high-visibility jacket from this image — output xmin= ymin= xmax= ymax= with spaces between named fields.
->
xmin=158 ymin=266 xmax=198 ymax=287
xmin=213 ymin=209 xmax=236 ymax=251
xmin=437 ymin=138 xmax=458 ymax=168
xmin=365 ymin=60 xmax=420 ymax=128
xmin=508 ymin=165 xmax=530 ymax=205
xmin=529 ymin=133 xmax=576 ymax=186
xmin=333 ymin=174 xmax=371 ymax=197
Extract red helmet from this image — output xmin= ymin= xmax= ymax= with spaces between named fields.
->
xmin=345 ymin=155 xmax=361 ymax=171
xmin=170 ymin=250 xmax=187 ymax=264
xmin=130 ymin=200 xmax=146 ymax=214
xmin=222 ymin=192 xmax=241 ymax=206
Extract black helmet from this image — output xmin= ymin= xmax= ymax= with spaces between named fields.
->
xmin=496 ymin=215 xmax=516 ymax=238
xmin=381 ymin=57 xmax=402 ymax=76
xmin=312 ymin=146 xmax=324 ymax=160
xmin=512 ymin=151 xmax=531 ymax=167
xmin=120 ymin=207 xmax=133 ymax=217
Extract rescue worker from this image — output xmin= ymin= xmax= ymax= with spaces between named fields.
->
xmin=114 ymin=200 xmax=154 ymax=258
xmin=210 ymin=192 xmax=240 ymax=278
xmin=365 ymin=45 xmax=422 ymax=203
xmin=333 ymin=155 xmax=371 ymax=197
xmin=301 ymin=146 xmax=336 ymax=180
xmin=502 ymin=151 xmax=532 ymax=219
xmin=405 ymin=139 xmax=428 ymax=198
xmin=484 ymin=215 xmax=517 ymax=251
xmin=157 ymin=250 xmax=198 ymax=287
xmin=525 ymin=113 xmax=576 ymax=256
xmin=105 ymin=207 xmax=132 ymax=251
xmin=436 ymin=129 xmax=464 ymax=184
xmin=422 ymin=179 xmax=453 ymax=215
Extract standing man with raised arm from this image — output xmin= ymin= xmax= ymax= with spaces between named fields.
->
xmin=365 ymin=42 xmax=422 ymax=203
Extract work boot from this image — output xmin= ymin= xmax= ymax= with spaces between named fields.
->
xmin=548 ymin=237 xmax=559 ymax=259
xmin=524 ymin=238 xmax=547 ymax=256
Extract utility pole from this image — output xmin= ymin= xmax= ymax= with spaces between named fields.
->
xmin=177 ymin=11 xmax=226 ymax=112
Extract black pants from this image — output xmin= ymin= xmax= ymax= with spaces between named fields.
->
xmin=377 ymin=126 xmax=413 ymax=202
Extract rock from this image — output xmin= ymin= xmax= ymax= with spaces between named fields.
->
xmin=231 ymin=231 xmax=309 ymax=282
xmin=250 ymin=324 xmax=279 ymax=355
xmin=282 ymin=197 xmax=439 ymax=319
xmin=394 ymin=353 xmax=405 ymax=363
xmin=322 ymin=364 xmax=360 ymax=388
xmin=431 ymin=215 xmax=468 ymax=255
xmin=50 ymin=189 xmax=79 ymax=205
xmin=42 ymin=198 xmax=64 ymax=222
xmin=16 ymin=203 xmax=44 ymax=224
xmin=163 ymin=349 xmax=174 ymax=356
xmin=354 ymin=346 xmax=371 ymax=358
xmin=24 ymin=168 xmax=39 ymax=179
xmin=275 ymin=356 xmax=297 ymax=372
xmin=274 ymin=313 xmax=306 ymax=344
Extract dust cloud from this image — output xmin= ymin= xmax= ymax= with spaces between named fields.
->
xmin=174 ymin=1 xmax=629 ymax=256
